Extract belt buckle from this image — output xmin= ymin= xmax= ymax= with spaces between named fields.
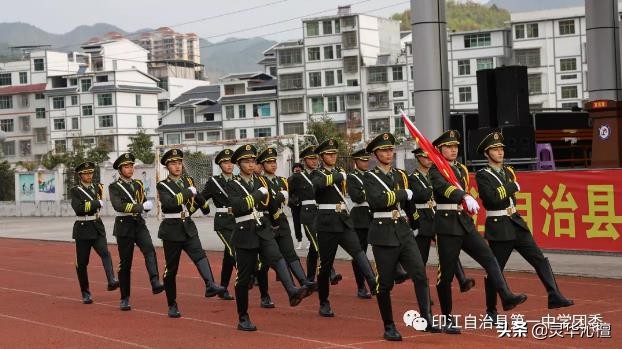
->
xmin=391 ymin=209 xmax=400 ymax=219
xmin=95 ymin=213 xmax=100 ymax=219
xmin=335 ymin=203 xmax=342 ymax=213
xmin=506 ymin=207 xmax=515 ymax=216
xmin=428 ymin=200 xmax=435 ymax=209
xmin=227 ymin=207 xmax=233 ymax=214
xmin=457 ymin=204 xmax=463 ymax=212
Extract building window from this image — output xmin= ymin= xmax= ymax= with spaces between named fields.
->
xmin=19 ymin=72 xmax=28 ymax=84
xmin=53 ymin=96 xmax=65 ymax=109
xmin=367 ymin=91 xmax=389 ymax=110
xmin=343 ymin=56 xmax=358 ymax=73
xmin=392 ymin=66 xmax=403 ymax=81
xmin=0 ymin=119 xmax=14 ymax=132
xmin=97 ymin=135 xmax=113 ymax=151
xmin=82 ymin=105 xmax=93 ymax=116
xmin=515 ymin=48 xmax=540 ymax=67
xmin=561 ymin=74 xmax=577 ymax=80
xmin=253 ymin=103 xmax=271 ymax=117
xmin=135 ymin=94 xmax=141 ymax=106
xmin=184 ymin=108 xmax=195 ymax=124
xmin=99 ymin=115 xmax=113 ymax=128
xmin=528 ymin=74 xmax=542 ymax=95
xmin=306 ymin=21 xmax=319 ymax=36
xmin=205 ymin=131 xmax=219 ymax=141
xmin=335 ymin=19 xmax=340 ymax=33
xmin=235 ymin=104 xmax=244 ymax=118
xmin=280 ymin=98 xmax=304 ymax=114
xmin=136 ymin=115 xmax=142 ymax=128
xmin=166 ymin=134 xmax=181 ymax=145
xmin=184 ymin=132 xmax=195 ymax=140
xmin=476 ymin=57 xmax=493 ymax=70
xmin=71 ymin=95 xmax=79 ymax=106
xmin=458 ymin=60 xmax=471 ymax=75
xmin=96 ymin=75 xmax=108 ymax=83
xmin=0 ymin=73 xmax=12 ymax=86
xmin=36 ymin=107 xmax=46 ymax=119
xmin=368 ymin=67 xmax=387 ymax=83
xmin=254 ymin=128 xmax=271 ymax=138
xmin=158 ymin=100 xmax=168 ymax=112
xmin=516 ymin=23 xmax=539 ymax=38
xmin=19 ymin=116 xmax=30 ymax=132
xmin=279 ymin=73 xmax=303 ymax=90
xmin=225 ymin=106 xmax=234 ymax=119
xmin=69 ymin=78 xmax=78 ymax=86
xmin=322 ymin=21 xmax=332 ymax=35
xmin=308 ymin=47 xmax=320 ymax=61
xmin=311 ymin=97 xmax=324 ymax=113
xmin=81 ymin=79 xmax=91 ymax=92
xmin=53 ymin=118 xmax=65 ymax=130
xmin=35 ymin=93 xmax=45 ymax=100
xmin=559 ymin=20 xmax=575 ymax=35
xmin=327 ymin=96 xmax=338 ymax=112
xmin=0 ymin=96 xmax=12 ymax=109
xmin=203 ymin=113 xmax=214 ymax=121
xmin=560 ymin=58 xmax=577 ymax=72
xmin=336 ymin=45 xmax=341 ymax=58
xmin=393 ymin=102 xmax=404 ymax=115
xmin=323 ymin=46 xmax=334 ymax=60
xmin=458 ymin=87 xmax=472 ymax=102
xmin=527 ymin=23 xmax=539 ymax=37
xmin=20 ymin=95 xmax=29 ymax=108
xmin=394 ymin=116 xmax=406 ymax=136
xmin=278 ymin=48 xmax=302 ymax=66
xmin=283 ymin=122 xmax=304 ymax=135
xmin=342 ymin=31 xmax=357 ymax=48
xmin=2 ymin=141 xmax=15 ymax=156
xmin=53 ymin=139 xmax=66 ymax=153
xmin=309 ymin=72 xmax=322 ymax=87
xmin=561 ymin=102 xmax=579 ymax=109
xmin=368 ymin=118 xmax=390 ymax=135
xmin=337 ymin=70 xmax=343 ymax=84
xmin=71 ymin=117 xmax=79 ymax=130
xmin=81 ymin=138 xmax=96 ymax=148
xmin=222 ymin=129 xmax=234 ymax=140
xmin=393 ymin=91 xmax=404 ymax=98
xmin=35 ymin=128 xmax=46 ymax=143
xmin=19 ymin=140 xmax=31 ymax=156
xmin=97 ymin=93 xmax=112 ymax=106
xmin=239 ymin=129 xmax=247 ymax=139
xmin=346 ymin=79 xmax=359 ymax=86
xmin=34 ymin=58 xmax=45 ymax=71
xmin=325 ymin=71 xmax=335 ymax=86
xmin=561 ymin=86 xmax=578 ymax=99
xmin=464 ymin=33 xmax=491 ymax=48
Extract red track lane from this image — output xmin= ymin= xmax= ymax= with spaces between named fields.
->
xmin=0 ymin=238 xmax=619 ymax=349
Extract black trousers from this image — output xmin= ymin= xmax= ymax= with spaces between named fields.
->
xmin=274 ymin=231 xmax=299 ymax=263
xmin=162 ymin=236 xmax=207 ymax=306
xmin=116 ymin=225 xmax=157 ymax=299
xmin=416 ymin=235 xmax=469 ymax=284
xmin=290 ymin=205 xmax=303 ymax=242
xmin=372 ymin=239 xmax=428 ymax=294
xmin=352 ymin=227 xmax=369 ymax=289
xmin=304 ymin=224 xmax=320 ymax=280
xmin=317 ymin=227 xmax=364 ymax=303
xmin=75 ymin=235 xmax=113 ymax=292
xmin=216 ymin=229 xmax=235 ymax=288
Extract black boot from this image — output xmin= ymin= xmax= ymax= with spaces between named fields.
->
xmin=394 ymin=264 xmax=408 ymax=285
xmin=120 ymin=297 xmax=131 ymax=311
xmin=81 ymin=291 xmax=93 ymax=304
xmin=353 ymin=251 xmax=377 ymax=295
xmin=330 ymin=267 xmax=342 ymax=285
xmin=484 ymin=276 xmax=499 ymax=325
xmin=455 ymin=261 xmax=475 ymax=293
xmin=319 ymin=301 xmax=334 ymax=317
xmin=436 ymin=283 xmax=460 ymax=333
xmin=486 ymin=259 xmax=528 ymax=311
xmin=383 ymin=323 xmax=402 ymax=341
xmin=218 ymin=289 xmax=235 ymax=301
xmin=441 ymin=315 xmax=461 ymax=335
xmin=196 ymin=258 xmax=226 ymax=298
xmin=274 ymin=258 xmax=307 ymax=306
xmin=234 ymin=284 xmax=249 ymax=322
xmin=145 ymin=252 xmax=164 ymax=294
xmin=168 ymin=302 xmax=181 ymax=318
xmin=238 ymin=314 xmax=257 ymax=331
xmin=289 ymin=260 xmax=316 ymax=297
xmin=260 ymin=295 xmax=275 ymax=308
xmin=414 ymin=282 xmax=441 ymax=333
xmin=102 ymin=254 xmax=119 ymax=291
xmin=256 ymin=265 xmax=271 ymax=306
xmin=357 ymin=287 xmax=372 ymax=299
xmin=535 ymin=258 xmax=574 ymax=309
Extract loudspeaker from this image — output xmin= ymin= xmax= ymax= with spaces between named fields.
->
xmin=500 ymin=125 xmax=536 ymax=159
xmin=476 ymin=69 xmax=498 ymax=128
xmin=494 ymin=66 xmax=530 ymax=126
xmin=467 ymin=127 xmax=495 ymax=161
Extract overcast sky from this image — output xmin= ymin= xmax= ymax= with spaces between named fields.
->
xmin=0 ymin=0 xmax=488 ymax=42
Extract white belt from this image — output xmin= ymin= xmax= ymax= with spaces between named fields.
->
xmin=77 ymin=215 xmax=99 ymax=221
xmin=352 ymin=202 xmax=369 ymax=207
xmin=373 ymin=209 xmax=407 ymax=219
xmin=301 ymin=200 xmax=317 ymax=206
xmin=215 ymin=207 xmax=232 ymax=213
xmin=415 ymin=203 xmax=435 ymax=209
xmin=436 ymin=204 xmax=462 ymax=211
xmin=235 ymin=211 xmax=264 ymax=223
xmin=486 ymin=206 xmax=517 ymax=217
xmin=163 ymin=212 xmax=191 ymax=219
xmin=115 ymin=212 xmax=138 ymax=216
xmin=318 ymin=203 xmax=347 ymax=212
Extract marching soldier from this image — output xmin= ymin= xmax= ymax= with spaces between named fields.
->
xmin=311 ymin=138 xmax=377 ymax=317
xmin=109 ymin=153 xmax=164 ymax=311
xmin=250 ymin=160 xmax=273 ymax=308
xmin=200 ymin=149 xmax=236 ymax=300
xmin=409 ymin=148 xmax=475 ymax=293
xmin=157 ymin=149 xmax=226 ymax=318
xmin=288 ymin=162 xmax=304 ymax=249
xmin=475 ymin=132 xmax=573 ymax=322
xmin=288 ymin=146 xmax=342 ymax=286
xmin=363 ymin=133 xmax=440 ymax=341
xmin=70 ymin=161 xmax=119 ymax=304
xmin=429 ymin=130 xmax=527 ymax=334
xmin=226 ymin=144 xmax=309 ymax=331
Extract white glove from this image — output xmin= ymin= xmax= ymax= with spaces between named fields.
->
xmin=280 ymin=190 xmax=289 ymax=201
xmin=514 ymin=181 xmax=521 ymax=192
xmin=463 ymin=195 xmax=480 ymax=214
xmin=98 ymin=200 xmax=104 ymax=207
xmin=258 ymin=187 xmax=269 ymax=196
xmin=413 ymin=229 xmax=419 ymax=237
xmin=405 ymin=189 xmax=413 ymax=201
xmin=142 ymin=200 xmax=153 ymax=211
xmin=188 ymin=186 xmax=197 ymax=195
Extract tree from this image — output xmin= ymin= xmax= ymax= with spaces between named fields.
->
xmin=0 ymin=160 xmax=15 ymax=201
xmin=128 ymin=131 xmax=155 ymax=164
xmin=306 ymin=115 xmax=353 ymax=169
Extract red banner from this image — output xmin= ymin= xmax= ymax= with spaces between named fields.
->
xmin=469 ymin=169 xmax=622 ymax=252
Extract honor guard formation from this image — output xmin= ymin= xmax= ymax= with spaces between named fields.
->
xmin=69 ymin=130 xmax=574 ymax=341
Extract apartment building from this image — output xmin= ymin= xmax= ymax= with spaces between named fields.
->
xmin=134 ymin=27 xmax=200 ymax=65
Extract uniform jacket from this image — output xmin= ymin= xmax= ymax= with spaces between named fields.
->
xmin=264 ymin=175 xmax=291 ymax=237
xmin=289 ymin=169 xmax=318 ymax=226
xmin=70 ymin=183 xmax=105 ymax=239
xmin=347 ymin=169 xmax=372 ymax=229
xmin=311 ymin=166 xmax=353 ymax=233
xmin=201 ymin=174 xmax=236 ymax=232
xmin=157 ymin=176 xmax=210 ymax=242
xmin=408 ymin=170 xmax=436 ymax=237
xmin=108 ymin=178 xmax=148 ymax=237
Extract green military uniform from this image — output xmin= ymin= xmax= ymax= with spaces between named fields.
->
xmin=157 ymin=149 xmax=225 ymax=318
xmin=311 ymin=138 xmax=377 ymax=317
xmin=475 ymin=132 xmax=573 ymax=320
xmin=226 ymin=144 xmax=308 ymax=331
xmin=363 ymin=133 xmax=439 ymax=341
xmin=429 ymin=130 xmax=526 ymax=333
xmin=108 ymin=153 xmax=164 ymax=311
xmin=71 ymin=161 xmax=118 ymax=304
xmin=409 ymin=149 xmax=474 ymax=292
xmin=200 ymin=149 xmax=236 ymax=300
